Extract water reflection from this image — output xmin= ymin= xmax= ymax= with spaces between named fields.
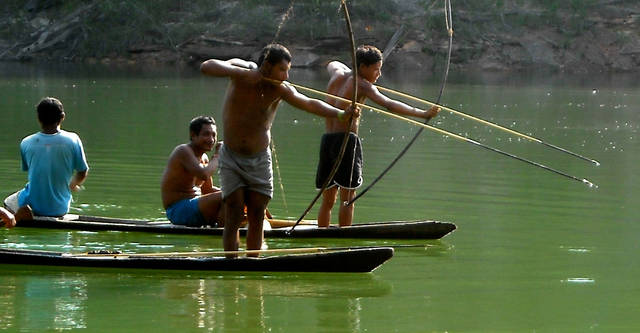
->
xmin=0 ymin=267 xmax=390 ymax=331
xmin=0 ymin=279 xmax=16 ymax=330
xmin=0 ymin=270 xmax=88 ymax=330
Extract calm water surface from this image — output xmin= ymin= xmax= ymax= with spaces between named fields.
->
xmin=0 ymin=63 xmax=638 ymax=332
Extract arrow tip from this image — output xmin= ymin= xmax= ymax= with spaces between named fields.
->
xmin=582 ymin=179 xmax=598 ymax=189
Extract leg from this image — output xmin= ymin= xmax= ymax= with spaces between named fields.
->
xmin=197 ymin=190 xmax=223 ymax=226
xmin=223 ymin=188 xmax=245 ymax=256
xmin=245 ymin=191 xmax=270 ymax=256
xmin=338 ymin=188 xmax=356 ymax=227
xmin=317 ymin=186 xmax=338 ymax=228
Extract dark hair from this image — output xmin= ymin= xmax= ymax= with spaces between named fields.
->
xmin=189 ymin=116 xmax=215 ymax=140
xmin=356 ymin=45 xmax=383 ymax=68
xmin=36 ymin=97 xmax=64 ymax=125
xmin=257 ymin=44 xmax=292 ymax=67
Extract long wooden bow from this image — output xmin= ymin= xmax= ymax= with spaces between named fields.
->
xmin=288 ymin=0 xmax=358 ymax=233
xmin=346 ymin=0 xmax=454 ymax=206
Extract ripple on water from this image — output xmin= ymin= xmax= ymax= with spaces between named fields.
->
xmin=560 ymin=246 xmax=593 ymax=253
xmin=563 ymin=278 xmax=595 ymax=284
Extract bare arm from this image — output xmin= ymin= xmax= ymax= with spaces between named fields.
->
xmin=69 ymin=169 xmax=88 ymax=192
xmin=367 ymin=85 xmax=439 ymax=119
xmin=281 ymin=83 xmax=358 ymax=120
xmin=200 ymin=59 xmax=259 ymax=81
xmin=200 ymin=144 xmax=222 ymax=194
xmin=176 ymin=146 xmax=217 ymax=181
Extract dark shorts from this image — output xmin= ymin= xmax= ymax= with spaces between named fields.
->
xmin=315 ymin=132 xmax=363 ymax=190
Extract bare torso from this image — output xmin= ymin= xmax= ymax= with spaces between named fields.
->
xmin=222 ymin=79 xmax=283 ymax=155
xmin=160 ymin=144 xmax=209 ymax=209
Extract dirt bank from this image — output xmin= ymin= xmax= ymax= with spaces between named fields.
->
xmin=1 ymin=0 xmax=639 ymax=73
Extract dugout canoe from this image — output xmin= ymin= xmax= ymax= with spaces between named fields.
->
xmin=0 ymin=247 xmax=394 ymax=273
xmin=13 ymin=214 xmax=456 ymax=239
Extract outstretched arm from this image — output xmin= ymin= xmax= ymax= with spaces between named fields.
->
xmin=280 ymin=83 xmax=359 ymax=120
xmin=367 ymin=85 xmax=440 ymax=119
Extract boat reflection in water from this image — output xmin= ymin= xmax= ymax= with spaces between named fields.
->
xmin=0 ymin=267 xmax=391 ymax=331
xmin=0 ymin=272 xmax=88 ymax=330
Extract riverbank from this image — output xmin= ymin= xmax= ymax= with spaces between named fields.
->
xmin=1 ymin=0 xmax=639 ymax=73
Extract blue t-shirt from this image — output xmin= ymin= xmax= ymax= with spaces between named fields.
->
xmin=18 ymin=130 xmax=89 ymax=216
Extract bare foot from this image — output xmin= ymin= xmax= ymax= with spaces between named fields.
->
xmin=0 ymin=207 xmax=16 ymax=228
xmin=14 ymin=205 xmax=33 ymax=223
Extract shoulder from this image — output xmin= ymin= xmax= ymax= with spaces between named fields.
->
xmin=166 ymin=144 xmax=191 ymax=164
xmin=20 ymin=132 xmax=39 ymax=144
xmin=171 ymin=144 xmax=192 ymax=157
xmin=20 ymin=132 xmax=45 ymax=150
xmin=59 ymin=130 xmax=83 ymax=143
xmin=276 ymin=81 xmax=297 ymax=97
xmin=330 ymin=69 xmax=349 ymax=84
xmin=327 ymin=61 xmax=350 ymax=76
xmin=358 ymin=78 xmax=377 ymax=96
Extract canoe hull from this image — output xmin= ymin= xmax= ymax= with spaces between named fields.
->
xmin=0 ymin=247 xmax=393 ymax=273
xmin=14 ymin=215 xmax=456 ymax=239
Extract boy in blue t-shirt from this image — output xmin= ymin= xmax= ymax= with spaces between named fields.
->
xmin=16 ymin=97 xmax=89 ymax=219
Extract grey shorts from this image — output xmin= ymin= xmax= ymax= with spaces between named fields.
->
xmin=218 ymin=144 xmax=273 ymax=199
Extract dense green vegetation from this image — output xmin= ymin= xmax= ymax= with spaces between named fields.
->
xmin=1 ymin=0 xmax=400 ymax=58
xmin=1 ymin=0 xmax=638 ymax=71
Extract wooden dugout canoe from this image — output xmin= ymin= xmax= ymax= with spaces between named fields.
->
xmin=0 ymin=247 xmax=393 ymax=273
xmin=13 ymin=214 xmax=456 ymax=239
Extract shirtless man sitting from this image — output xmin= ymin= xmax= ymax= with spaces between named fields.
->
xmin=161 ymin=116 xmax=223 ymax=227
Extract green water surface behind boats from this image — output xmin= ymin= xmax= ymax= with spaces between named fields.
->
xmin=0 ymin=63 xmax=638 ymax=332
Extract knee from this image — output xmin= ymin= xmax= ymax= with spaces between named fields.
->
xmin=322 ymin=191 xmax=338 ymax=206
xmin=225 ymin=200 xmax=244 ymax=220
xmin=246 ymin=204 xmax=266 ymax=219
xmin=340 ymin=189 xmax=356 ymax=201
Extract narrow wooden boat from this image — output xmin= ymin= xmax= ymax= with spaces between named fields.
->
xmin=13 ymin=214 xmax=456 ymax=239
xmin=0 ymin=247 xmax=393 ymax=273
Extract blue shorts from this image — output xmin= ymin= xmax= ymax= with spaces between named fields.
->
xmin=165 ymin=197 xmax=207 ymax=227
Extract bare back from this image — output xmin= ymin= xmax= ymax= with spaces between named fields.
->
xmin=160 ymin=144 xmax=209 ymax=209
xmin=325 ymin=72 xmax=367 ymax=134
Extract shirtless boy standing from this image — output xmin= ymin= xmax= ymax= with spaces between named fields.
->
xmin=200 ymin=44 xmax=359 ymax=254
xmin=161 ymin=116 xmax=223 ymax=226
xmin=316 ymin=45 xmax=440 ymax=228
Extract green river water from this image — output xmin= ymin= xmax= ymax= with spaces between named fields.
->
xmin=0 ymin=63 xmax=638 ymax=332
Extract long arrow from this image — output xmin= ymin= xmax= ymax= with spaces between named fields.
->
xmin=375 ymin=85 xmax=601 ymax=166
xmin=269 ymin=79 xmax=598 ymax=189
